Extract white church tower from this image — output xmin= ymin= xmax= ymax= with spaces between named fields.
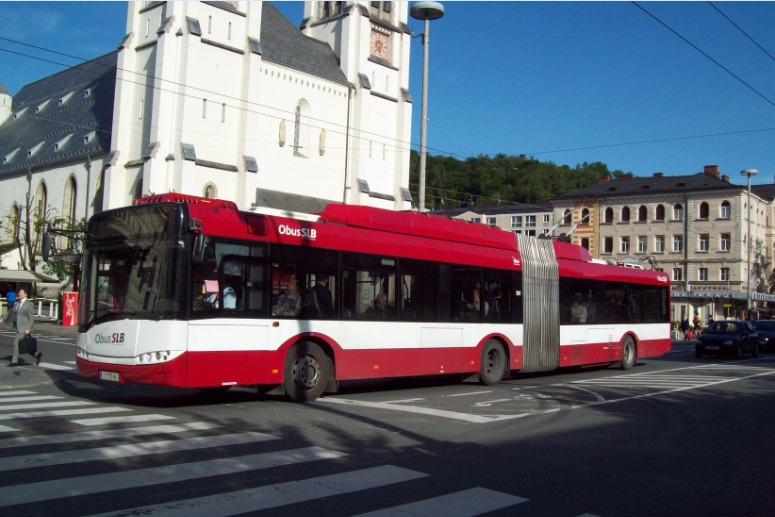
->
xmin=301 ymin=1 xmax=414 ymax=208
xmin=106 ymin=1 xmax=413 ymax=212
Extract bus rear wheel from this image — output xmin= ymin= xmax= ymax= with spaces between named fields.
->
xmin=620 ymin=337 xmax=636 ymax=370
xmin=283 ymin=342 xmax=329 ymax=403
xmin=480 ymin=339 xmax=507 ymax=385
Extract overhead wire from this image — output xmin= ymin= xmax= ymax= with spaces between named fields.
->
xmin=632 ymin=1 xmax=775 ymax=109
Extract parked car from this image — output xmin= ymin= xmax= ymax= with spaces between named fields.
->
xmin=695 ymin=320 xmax=760 ymax=359
xmin=752 ymin=320 xmax=775 ymax=352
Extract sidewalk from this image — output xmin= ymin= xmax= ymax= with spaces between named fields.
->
xmin=32 ymin=317 xmax=79 ymax=338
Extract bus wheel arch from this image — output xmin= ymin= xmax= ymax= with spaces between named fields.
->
xmin=283 ymin=340 xmax=334 ymax=402
xmin=480 ymin=338 xmax=509 ymax=385
xmin=620 ymin=334 xmax=637 ymax=370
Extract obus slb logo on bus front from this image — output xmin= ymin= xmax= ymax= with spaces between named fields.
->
xmin=95 ymin=332 xmax=126 ymax=344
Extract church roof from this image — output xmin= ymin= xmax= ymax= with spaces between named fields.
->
xmin=259 ymin=3 xmax=349 ymax=86
xmin=0 ymin=51 xmax=117 ymax=177
xmin=0 ymin=3 xmax=349 ymax=178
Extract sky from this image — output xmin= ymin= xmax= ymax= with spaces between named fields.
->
xmin=1 ymin=1 xmax=774 ymax=186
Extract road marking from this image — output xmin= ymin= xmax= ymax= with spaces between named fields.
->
xmin=0 ymin=406 xmax=131 ymax=420
xmin=0 ymin=395 xmax=63 ymax=403
xmin=0 ymin=400 xmax=94 ymax=411
xmin=448 ymin=390 xmax=493 ymax=397
xmin=0 ymin=422 xmax=221 ymax=449
xmin=38 ymin=362 xmax=75 ymax=370
xmin=319 ymin=398 xmax=501 ymax=423
xmin=0 ymin=431 xmax=279 ymax=472
xmin=353 ymin=487 xmax=528 ymax=517
xmin=72 ymin=414 xmax=177 ymax=426
xmin=322 ymin=365 xmax=775 ymax=424
xmin=0 ymin=390 xmax=37 ymax=397
xmin=84 ymin=465 xmax=426 ymax=517
xmin=0 ymin=446 xmax=345 ymax=507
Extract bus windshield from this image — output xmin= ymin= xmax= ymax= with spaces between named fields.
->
xmin=79 ymin=203 xmax=187 ymax=329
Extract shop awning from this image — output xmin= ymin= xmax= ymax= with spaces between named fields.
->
xmin=0 ymin=269 xmax=59 ymax=284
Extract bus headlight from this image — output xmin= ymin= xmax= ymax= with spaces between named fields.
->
xmin=137 ymin=351 xmax=172 ymax=364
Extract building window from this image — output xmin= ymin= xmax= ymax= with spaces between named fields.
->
xmin=604 ymin=207 xmax=614 ymax=223
xmin=720 ymin=233 xmax=731 ymax=251
xmin=638 ymin=205 xmax=647 ymax=222
xmin=673 ymin=204 xmax=684 ymax=220
xmin=698 ymin=234 xmax=709 ymax=252
xmin=621 ymin=206 xmax=631 ymax=223
xmin=561 ymin=209 xmax=571 ymax=225
xmin=638 ymin=236 xmax=647 ymax=253
xmin=655 ymin=204 xmax=665 ymax=221
xmin=604 ymin=237 xmax=613 ymax=254
xmin=699 ymin=268 xmax=708 ymax=281
xmin=543 ymin=214 xmax=551 ymax=224
xmin=720 ymin=267 xmax=730 ymax=281
xmin=672 ymin=268 xmax=683 ymax=282
xmin=525 ymin=215 xmax=536 ymax=228
xmin=673 ymin=235 xmax=683 ymax=252
xmin=470 ymin=217 xmax=481 ymax=224
xmin=720 ymin=201 xmax=731 ymax=219
xmin=511 ymin=216 xmax=522 ymax=228
xmin=655 ymin=235 xmax=665 ymax=253
xmin=580 ymin=208 xmax=590 ymax=225
xmin=293 ymin=100 xmax=310 ymax=157
xmin=204 ymin=183 xmax=217 ymax=198
xmin=487 ymin=217 xmax=496 ymax=226
xmin=699 ymin=202 xmax=709 ymax=219
xmin=620 ymin=236 xmax=630 ymax=253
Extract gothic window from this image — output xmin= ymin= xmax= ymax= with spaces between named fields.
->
xmin=293 ymin=100 xmax=311 ymax=157
xmin=62 ymin=176 xmax=77 ymax=249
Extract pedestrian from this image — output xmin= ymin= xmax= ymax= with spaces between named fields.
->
xmin=681 ymin=316 xmax=690 ymax=341
xmin=5 ymin=284 xmax=16 ymax=305
xmin=1 ymin=287 xmax=42 ymax=367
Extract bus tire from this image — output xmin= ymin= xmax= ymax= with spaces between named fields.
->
xmin=283 ymin=341 xmax=329 ymax=403
xmin=620 ymin=337 xmax=636 ymax=370
xmin=480 ymin=339 xmax=507 ymax=386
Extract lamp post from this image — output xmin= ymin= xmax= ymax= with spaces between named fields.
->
xmin=741 ymin=169 xmax=758 ymax=317
xmin=410 ymin=1 xmax=444 ymax=212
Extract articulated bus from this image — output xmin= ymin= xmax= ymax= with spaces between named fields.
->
xmin=75 ymin=194 xmax=671 ymax=401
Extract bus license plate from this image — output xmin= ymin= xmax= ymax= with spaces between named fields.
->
xmin=99 ymin=370 xmax=121 ymax=382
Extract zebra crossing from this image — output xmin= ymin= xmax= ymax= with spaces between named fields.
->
xmin=0 ymin=388 xmax=534 ymax=516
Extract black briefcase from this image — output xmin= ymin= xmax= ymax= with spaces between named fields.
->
xmin=19 ymin=335 xmax=38 ymax=354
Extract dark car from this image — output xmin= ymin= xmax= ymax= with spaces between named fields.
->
xmin=695 ymin=320 xmax=760 ymax=359
xmin=752 ymin=320 xmax=775 ymax=352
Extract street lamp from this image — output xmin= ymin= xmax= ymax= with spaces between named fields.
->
xmin=741 ymin=168 xmax=758 ymax=317
xmin=410 ymin=1 xmax=444 ymax=212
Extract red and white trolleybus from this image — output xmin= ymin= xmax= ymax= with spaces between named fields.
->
xmin=75 ymin=194 xmax=671 ymax=401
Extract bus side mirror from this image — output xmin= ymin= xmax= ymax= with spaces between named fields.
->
xmin=192 ymin=233 xmax=205 ymax=265
xmin=43 ymin=234 xmax=55 ymax=262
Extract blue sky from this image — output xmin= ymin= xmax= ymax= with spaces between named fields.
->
xmin=1 ymin=1 xmax=773 ymax=186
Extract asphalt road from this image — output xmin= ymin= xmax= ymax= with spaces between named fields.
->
xmin=1 ymin=327 xmax=774 ymax=517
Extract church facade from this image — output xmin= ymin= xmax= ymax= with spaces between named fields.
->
xmin=0 ymin=1 xmax=414 ymax=270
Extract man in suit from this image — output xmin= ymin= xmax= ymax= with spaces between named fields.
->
xmin=1 ymin=287 xmax=41 ymax=367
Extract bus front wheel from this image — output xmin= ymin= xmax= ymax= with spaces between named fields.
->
xmin=480 ymin=339 xmax=507 ymax=385
xmin=620 ymin=337 xmax=636 ymax=370
xmin=284 ymin=342 xmax=329 ymax=403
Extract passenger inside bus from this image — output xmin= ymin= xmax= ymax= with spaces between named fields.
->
xmin=272 ymin=277 xmax=302 ymax=317
xmin=362 ymin=293 xmax=397 ymax=320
